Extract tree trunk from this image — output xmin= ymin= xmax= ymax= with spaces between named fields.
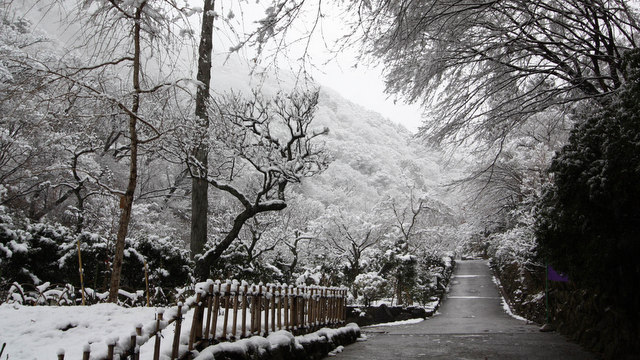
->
xmin=190 ymin=0 xmax=216 ymax=259
xmin=197 ymin=201 xmax=286 ymax=278
xmin=108 ymin=2 xmax=143 ymax=303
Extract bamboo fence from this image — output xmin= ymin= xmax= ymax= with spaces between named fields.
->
xmin=56 ymin=280 xmax=348 ymax=360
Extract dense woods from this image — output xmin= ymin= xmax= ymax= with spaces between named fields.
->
xmin=1 ymin=0 xmax=640 ymax=358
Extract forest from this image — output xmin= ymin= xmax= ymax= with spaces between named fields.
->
xmin=1 ymin=0 xmax=639 ymax=358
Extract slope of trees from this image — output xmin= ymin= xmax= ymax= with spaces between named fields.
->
xmin=1 ymin=0 xmax=468 ymax=310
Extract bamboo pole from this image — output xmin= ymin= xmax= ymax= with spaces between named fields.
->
xmin=250 ymin=286 xmax=257 ymax=335
xmin=231 ymin=286 xmax=239 ymax=339
xmin=76 ymin=238 xmax=86 ymax=306
xmin=188 ymin=292 xmax=202 ymax=351
xmin=107 ymin=340 xmax=115 ymax=360
xmin=82 ymin=343 xmax=90 ymax=360
xmin=130 ymin=331 xmax=137 ymax=357
xmin=204 ymin=284 xmax=214 ymax=340
xmin=284 ymin=287 xmax=289 ymax=331
xmin=277 ymin=285 xmax=282 ymax=330
xmin=153 ymin=310 xmax=163 ymax=360
xmin=308 ymin=287 xmax=314 ymax=330
xmin=264 ymin=285 xmax=270 ymax=336
xmin=270 ymin=286 xmax=276 ymax=333
xmin=144 ymin=261 xmax=150 ymax=307
xmin=222 ymin=284 xmax=230 ymax=339
xmin=241 ymin=284 xmax=248 ymax=338
xmin=210 ymin=289 xmax=220 ymax=340
xmin=257 ymin=285 xmax=263 ymax=335
xmin=171 ymin=303 xmax=183 ymax=360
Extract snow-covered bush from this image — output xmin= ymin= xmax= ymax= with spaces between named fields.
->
xmin=130 ymin=235 xmax=192 ymax=289
xmin=1 ymin=217 xmax=193 ymax=298
xmin=353 ymin=272 xmax=388 ymax=306
xmin=58 ymin=232 xmax=111 ymax=290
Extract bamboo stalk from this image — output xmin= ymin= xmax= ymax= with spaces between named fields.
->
xmin=82 ymin=343 xmax=90 ymax=360
xmin=107 ymin=340 xmax=115 ymax=360
xmin=204 ymin=284 xmax=214 ymax=340
xmin=257 ymin=285 xmax=263 ymax=335
xmin=284 ymin=287 xmax=289 ymax=331
xmin=76 ymin=238 xmax=86 ymax=306
xmin=153 ymin=311 xmax=163 ymax=360
xmin=241 ymin=284 xmax=248 ymax=338
xmin=250 ymin=286 xmax=257 ymax=335
xmin=222 ymin=285 xmax=230 ymax=339
xmin=144 ymin=261 xmax=150 ymax=307
xmin=231 ymin=287 xmax=239 ymax=339
xmin=211 ymin=290 xmax=220 ymax=340
xmin=276 ymin=286 xmax=282 ymax=330
xmin=264 ymin=285 xmax=270 ymax=336
xmin=188 ymin=292 xmax=202 ymax=351
xmin=270 ymin=286 xmax=276 ymax=333
xmin=130 ymin=332 xmax=137 ymax=357
xmin=171 ymin=303 xmax=183 ymax=360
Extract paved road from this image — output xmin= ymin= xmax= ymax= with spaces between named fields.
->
xmin=335 ymin=260 xmax=596 ymax=359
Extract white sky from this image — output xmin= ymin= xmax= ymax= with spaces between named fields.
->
xmin=214 ymin=1 xmax=427 ymax=133
xmin=311 ymin=56 xmax=425 ymax=133
xmin=19 ymin=0 xmax=426 ymax=132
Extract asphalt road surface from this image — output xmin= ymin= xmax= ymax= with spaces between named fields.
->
xmin=334 ymin=260 xmax=596 ymax=360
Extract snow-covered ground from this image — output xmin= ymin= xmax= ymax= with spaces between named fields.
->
xmin=365 ymin=318 xmax=425 ymax=327
xmin=0 ymin=303 xmax=160 ymax=359
xmin=492 ymin=276 xmax=529 ymax=322
xmin=0 ymin=301 xmax=354 ymax=359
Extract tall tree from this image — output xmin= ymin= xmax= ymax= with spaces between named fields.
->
xmin=190 ymin=0 xmax=216 ymax=258
xmin=191 ymin=89 xmax=329 ymax=278
xmin=343 ymin=0 xmax=640 ymax=145
xmin=536 ymin=49 xmax=640 ymax=358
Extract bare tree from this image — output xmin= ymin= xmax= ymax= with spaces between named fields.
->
xmin=191 ymin=89 xmax=329 ymax=278
xmin=321 ymin=206 xmax=384 ymax=292
xmin=343 ymin=0 xmax=640 ymax=145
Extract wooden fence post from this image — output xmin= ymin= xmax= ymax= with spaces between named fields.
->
xmin=188 ymin=292 xmax=202 ymax=351
xmin=222 ymin=283 xmax=230 ymax=339
xmin=210 ymin=284 xmax=220 ymax=340
xmin=76 ymin=238 xmax=86 ymax=306
xmin=284 ymin=286 xmax=290 ymax=331
xmin=82 ymin=343 xmax=90 ymax=360
xmin=264 ymin=285 xmax=270 ymax=336
xmin=277 ymin=285 xmax=282 ymax=331
xmin=107 ymin=339 xmax=115 ymax=360
xmin=171 ymin=303 xmax=183 ymax=360
xmin=231 ymin=283 xmax=239 ymax=339
xmin=270 ymin=285 xmax=276 ymax=333
xmin=257 ymin=284 xmax=263 ymax=335
xmin=204 ymin=283 xmax=214 ymax=340
xmin=144 ymin=261 xmax=150 ymax=307
xmin=153 ymin=310 xmax=164 ymax=360
xmin=241 ymin=284 xmax=248 ymax=338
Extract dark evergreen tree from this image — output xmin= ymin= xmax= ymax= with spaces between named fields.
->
xmin=536 ymin=49 xmax=640 ymax=357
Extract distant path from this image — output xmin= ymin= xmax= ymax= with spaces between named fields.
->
xmin=335 ymin=260 xmax=595 ymax=359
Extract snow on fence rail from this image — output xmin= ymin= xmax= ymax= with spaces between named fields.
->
xmin=52 ymin=280 xmax=348 ymax=360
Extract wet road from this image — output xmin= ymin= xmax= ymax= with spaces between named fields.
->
xmin=335 ymin=260 xmax=595 ymax=359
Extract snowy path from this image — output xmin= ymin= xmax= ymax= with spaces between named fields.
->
xmin=334 ymin=260 xmax=595 ymax=359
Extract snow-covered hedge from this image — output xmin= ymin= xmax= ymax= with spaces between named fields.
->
xmin=0 ymin=219 xmax=192 ymax=304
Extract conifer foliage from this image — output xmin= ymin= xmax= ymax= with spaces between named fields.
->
xmin=536 ymin=50 xmax=640 ymax=355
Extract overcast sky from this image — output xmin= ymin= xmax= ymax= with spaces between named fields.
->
xmin=222 ymin=1 xmax=427 ymax=133
xmin=20 ymin=0 xmax=426 ymax=132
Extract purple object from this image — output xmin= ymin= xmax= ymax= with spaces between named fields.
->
xmin=548 ymin=265 xmax=569 ymax=282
